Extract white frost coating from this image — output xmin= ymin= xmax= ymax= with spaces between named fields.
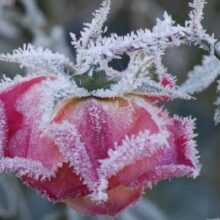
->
xmin=80 ymin=8 xmax=215 ymax=74
xmin=45 ymin=75 xmax=89 ymax=101
xmin=0 ymin=75 xmax=36 ymax=92
xmin=154 ymin=165 xmax=194 ymax=180
xmin=15 ymin=76 xmax=88 ymax=130
xmin=132 ymin=79 xmax=191 ymax=100
xmin=15 ymin=79 xmax=55 ymax=130
xmin=188 ymin=0 xmax=206 ymax=31
xmin=71 ymin=0 xmax=111 ymax=74
xmin=99 ymin=130 xmax=169 ymax=179
xmin=0 ymin=101 xmax=7 ymax=157
xmin=173 ymin=116 xmax=200 ymax=178
xmin=0 ymin=0 xmax=216 ymax=100
xmin=181 ymin=56 xmax=220 ymax=94
xmin=92 ymin=75 xmax=191 ymax=99
xmin=71 ymin=0 xmax=111 ymax=50
xmin=46 ymin=121 xmax=108 ymax=202
xmin=0 ymin=157 xmax=54 ymax=179
xmin=0 ymin=44 xmax=75 ymax=76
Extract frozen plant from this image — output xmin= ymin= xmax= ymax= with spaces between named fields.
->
xmin=0 ymin=0 xmax=218 ymax=217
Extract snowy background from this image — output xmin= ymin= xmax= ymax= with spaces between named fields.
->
xmin=0 ymin=0 xmax=220 ymax=219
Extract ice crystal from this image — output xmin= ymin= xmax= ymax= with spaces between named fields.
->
xmin=0 ymin=0 xmax=216 ymax=101
xmin=46 ymin=121 xmax=102 ymax=198
xmin=181 ymin=55 xmax=220 ymax=94
xmin=99 ymin=130 xmax=169 ymax=179
xmin=0 ymin=44 xmax=75 ymax=76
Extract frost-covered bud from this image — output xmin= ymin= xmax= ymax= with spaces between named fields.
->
xmin=0 ymin=75 xmax=200 ymax=216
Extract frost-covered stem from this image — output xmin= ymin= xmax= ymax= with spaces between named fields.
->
xmin=83 ymin=26 xmax=214 ymax=63
xmin=71 ymin=0 xmax=111 ymax=50
xmin=188 ymin=0 xmax=206 ymax=31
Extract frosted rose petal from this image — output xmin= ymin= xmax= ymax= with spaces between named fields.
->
xmin=22 ymin=163 xmax=89 ymax=200
xmin=65 ymin=185 xmax=144 ymax=216
xmin=0 ymin=76 xmax=64 ymax=176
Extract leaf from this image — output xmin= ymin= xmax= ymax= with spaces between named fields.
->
xmin=0 ymin=44 xmax=75 ymax=76
xmin=180 ymin=55 xmax=220 ymax=94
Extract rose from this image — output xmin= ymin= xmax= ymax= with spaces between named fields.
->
xmin=0 ymin=75 xmax=200 ymax=216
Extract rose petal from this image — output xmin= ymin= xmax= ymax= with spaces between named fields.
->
xmin=65 ymin=185 xmax=144 ymax=216
xmin=113 ymin=116 xmax=199 ymax=187
xmin=0 ymin=76 xmax=45 ymax=157
xmin=22 ymin=163 xmax=89 ymax=200
xmin=0 ymin=76 xmax=63 ymax=173
xmin=53 ymin=97 xmax=159 ymax=166
xmin=51 ymin=97 xmax=159 ymax=198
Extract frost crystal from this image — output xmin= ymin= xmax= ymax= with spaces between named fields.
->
xmin=181 ymin=56 xmax=220 ymax=94
xmin=0 ymin=44 xmax=75 ymax=76
xmin=0 ymin=0 xmax=217 ymax=101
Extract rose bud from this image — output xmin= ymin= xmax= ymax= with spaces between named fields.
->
xmin=0 ymin=75 xmax=200 ymax=216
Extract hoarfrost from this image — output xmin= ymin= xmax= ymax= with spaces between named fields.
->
xmin=172 ymin=116 xmax=200 ymax=178
xmin=0 ymin=44 xmax=75 ymax=76
xmin=181 ymin=56 xmax=220 ymax=94
xmin=0 ymin=0 xmax=217 ymax=100
xmin=0 ymin=157 xmax=53 ymax=179
xmin=71 ymin=0 xmax=111 ymax=50
xmin=46 ymin=121 xmax=108 ymax=202
xmin=99 ymin=130 xmax=169 ymax=179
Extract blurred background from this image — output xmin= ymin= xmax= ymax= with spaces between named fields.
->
xmin=0 ymin=0 xmax=220 ymax=219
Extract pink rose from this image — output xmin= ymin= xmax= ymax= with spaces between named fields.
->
xmin=0 ymin=75 xmax=200 ymax=216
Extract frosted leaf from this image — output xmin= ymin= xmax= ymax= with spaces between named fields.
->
xmin=91 ymin=58 xmax=190 ymax=99
xmin=44 ymin=75 xmax=89 ymax=100
xmin=71 ymin=0 xmax=111 ymax=50
xmin=132 ymin=79 xmax=191 ymax=100
xmin=82 ymin=6 xmax=215 ymax=72
xmin=0 ymin=0 xmax=217 ymax=100
xmin=188 ymin=0 xmax=206 ymax=31
xmin=0 ymin=44 xmax=75 ymax=76
xmin=181 ymin=56 xmax=220 ymax=94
